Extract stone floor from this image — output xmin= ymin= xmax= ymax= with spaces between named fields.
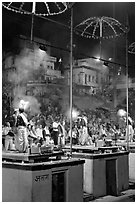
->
xmin=92 ymin=189 xmax=135 ymax=202
xmin=83 ymin=183 xmax=135 ymax=202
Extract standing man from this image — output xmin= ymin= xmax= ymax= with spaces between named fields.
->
xmin=51 ymin=118 xmax=59 ymax=145
xmin=126 ymin=120 xmax=134 ymax=142
xmin=15 ymin=107 xmax=28 ymax=153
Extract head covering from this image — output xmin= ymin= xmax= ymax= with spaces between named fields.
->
xmin=19 ymin=108 xmax=24 ymax=113
xmin=19 ymin=99 xmax=29 ymax=111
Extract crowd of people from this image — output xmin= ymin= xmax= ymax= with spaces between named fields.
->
xmin=2 ymin=102 xmax=135 ymax=153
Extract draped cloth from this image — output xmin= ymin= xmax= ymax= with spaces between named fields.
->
xmin=15 ymin=113 xmax=28 ymax=153
xmin=15 ymin=127 xmax=28 ymax=152
xmin=79 ymin=126 xmax=92 ymax=145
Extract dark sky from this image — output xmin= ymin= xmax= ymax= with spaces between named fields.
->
xmin=2 ymin=2 xmax=135 ymax=77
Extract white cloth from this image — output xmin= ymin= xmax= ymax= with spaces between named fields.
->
xmin=15 ymin=126 xmax=28 ymax=152
xmin=36 ymin=128 xmax=43 ymax=138
xmin=82 ymin=116 xmax=88 ymax=126
xmin=44 ymin=127 xmax=50 ymax=135
xmin=126 ymin=125 xmax=134 ymax=141
xmin=2 ymin=126 xmax=11 ymax=135
xmin=53 ymin=122 xmax=59 ymax=131
xmin=68 ymin=129 xmax=77 ymax=139
xmin=79 ymin=127 xmax=89 ymax=145
xmin=5 ymin=136 xmax=14 ymax=151
xmin=45 ymin=136 xmax=50 ymax=145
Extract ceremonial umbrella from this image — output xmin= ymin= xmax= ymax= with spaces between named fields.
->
xmin=75 ymin=16 xmax=128 ymax=58
xmin=2 ymin=2 xmax=67 ymax=16
xmin=75 ymin=16 xmax=130 ymax=149
xmin=128 ymin=42 xmax=135 ymax=54
xmin=2 ymin=2 xmax=68 ymax=41
xmin=3 ymin=2 xmax=74 ymax=152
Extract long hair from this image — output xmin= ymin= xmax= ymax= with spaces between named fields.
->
xmin=19 ymin=108 xmax=24 ymax=113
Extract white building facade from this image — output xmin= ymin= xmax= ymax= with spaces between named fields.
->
xmin=3 ymin=36 xmax=62 ymax=82
xmin=64 ymin=58 xmax=109 ymax=94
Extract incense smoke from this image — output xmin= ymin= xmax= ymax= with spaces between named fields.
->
xmin=13 ymin=87 xmax=41 ymax=116
xmin=5 ymin=47 xmax=49 ymax=116
xmin=114 ymin=74 xmax=132 ymax=107
xmin=8 ymin=47 xmax=48 ymax=84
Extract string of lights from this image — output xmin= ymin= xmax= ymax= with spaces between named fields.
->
xmin=3 ymin=5 xmax=134 ymax=69
xmin=22 ymin=36 xmax=134 ymax=70
xmin=4 ymin=30 xmax=133 ymax=70
xmin=78 ymin=52 xmax=131 ymax=69
xmin=3 ymin=13 xmax=128 ymax=53
xmin=75 ymin=16 xmax=129 ymax=40
xmin=2 ymin=3 xmax=102 ymax=34
xmin=128 ymin=42 xmax=135 ymax=54
xmin=3 ymin=3 xmax=131 ymax=43
xmin=2 ymin=2 xmax=68 ymax=16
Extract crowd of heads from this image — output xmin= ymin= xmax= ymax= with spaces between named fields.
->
xmin=2 ymin=101 xmax=135 ymax=152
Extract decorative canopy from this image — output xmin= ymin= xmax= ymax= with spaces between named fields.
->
xmin=2 ymin=2 xmax=68 ymax=16
xmin=128 ymin=42 xmax=135 ymax=54
xmin=75 ymin=16 xmax=129 ymax=39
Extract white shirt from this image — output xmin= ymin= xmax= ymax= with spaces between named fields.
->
xmin=36 ymin=127 xmax=43 ymax=138
xmin=128 ymin=125 xmax=134 ymax=136
xmin=2 ymin=126 xmax=11 ymax=135
xmin=44 ymin=127 xmax=50 ymax=135
xmin=53 ymin=122 xmax=59 ymax=132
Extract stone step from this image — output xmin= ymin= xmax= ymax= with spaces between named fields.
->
xmin=129 ymin=181 xmax=135 ymax=189
xmin=83 ymin=192 xmax=94 ymax=202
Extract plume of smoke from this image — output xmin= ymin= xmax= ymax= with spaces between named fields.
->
xmin=115 ymin=74 xmax=132 ymax=106
xmin=8 ymin=47 xmax=48 ymax=84
xmin=5 ymin=47 xmax=49 ymax=116
xmin=13 ymin=87 xmax=41 ymax=117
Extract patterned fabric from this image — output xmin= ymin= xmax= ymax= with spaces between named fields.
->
xmin=16 ymin=115 xmax=26 ymax=127
xmin=15 ymin=127 xmax=28 ymax=152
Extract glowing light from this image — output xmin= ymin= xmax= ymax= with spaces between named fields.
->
xmin=117 ymin=109 xmax=126 ymax=117
xmin=39 ymin=49 xmax=46 ymax=55
xmin=58 ymin=58 xmax=62 ymax=63
xmin=96 ymin=57 xmax=100 ymax=62
xmin=72 ymin=109 xmax=79 ymax=119
xmin=19 ymin=99 xmax=30 ymax=111
xmin=39 ymin=47 xmax=47 ymax=57
xmin=67 ymin=108 xmax=79 ymax=120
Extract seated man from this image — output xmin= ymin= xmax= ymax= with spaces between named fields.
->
xmin=27 ymin=124 xmax=37 ymax=147
xmin=4 ymin=122 xmax=15 ymax=151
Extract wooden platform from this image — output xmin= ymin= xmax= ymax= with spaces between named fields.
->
xmin=116 ymin=142 xmax=135 ymax=152
xmin=98 ymin=146 xmax=119 ymax=153
xmin=63 ymin=145 xmax=119 ymax=154
xmin=2 ymin=150 xmax=64 ymax=163
xmin=63 ymin=142 xmax=135 ymax=154
xmin=63 ymin=145 xmax=98 ymax=153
